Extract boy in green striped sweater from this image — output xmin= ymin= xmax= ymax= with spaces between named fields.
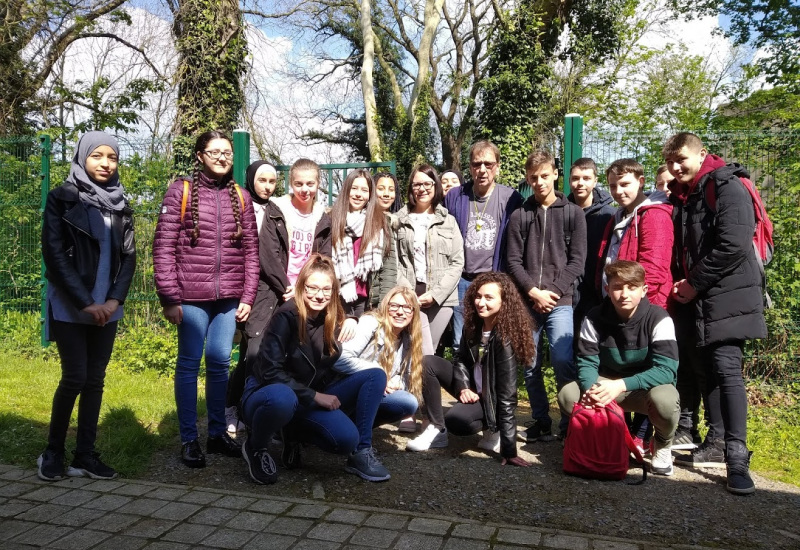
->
xmin=558 ymin=260 xmax=680 ymax=476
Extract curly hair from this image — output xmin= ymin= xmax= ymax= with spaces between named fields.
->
xmin=462 ymin=272 xmax=536 ymax=365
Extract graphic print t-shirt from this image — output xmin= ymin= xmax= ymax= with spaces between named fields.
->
xmin=285 ymin=205 xmax=316 ymax=285
xmin=464 ymin=191 xmax=504 ymax=274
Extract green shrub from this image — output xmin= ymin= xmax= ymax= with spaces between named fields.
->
xmin=109 ymin=323 xmax=178 ymax=376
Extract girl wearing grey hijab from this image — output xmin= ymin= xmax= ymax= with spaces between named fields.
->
xmin=38 ymin=131 xmax=136 ymax=482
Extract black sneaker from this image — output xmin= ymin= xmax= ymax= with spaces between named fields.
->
xmin=345 ymin=447 xmax=391 ymax=482
xmin=674 ymin=437 xmax=725 ymax=468
xmin=67 ymin=451 xmax=118 ymax=480
xmin=521 ymin=419 xmax=556 ymax=443
xmin=207 ymin=432 xmax=242 ymax=457
xmin=37 ymin=448 xmax=66 ymax=481
xmin=671 ymin=428 xmax=699 ymax=451
xmin=726 ymin=442 xmax=755 ymax=495
xmin=242 ymin=439 xmax=278 ymax=485
xmin=281 ymin=429 xmax=302 ymax=470
xmin=181 ymin=439 xmax=206 ymax=468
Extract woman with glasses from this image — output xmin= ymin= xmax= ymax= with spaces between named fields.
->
xmin=407 ymin=272 xmax=533 ymax=466
xmin=153 ymin=130 xmax=259 ymax=468
xmin=333 ymin=286 xmax=424 ymax=432
xmin=395 ymin=164 xmax=464 ymax=354
xmin=241 ymin=255 xmax=391 ymax=484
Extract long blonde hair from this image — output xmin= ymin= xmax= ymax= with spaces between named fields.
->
xmin=368 ymin=286 xmax=424 ymax=400
xmin=294 ymin=254 xmax=344 ymax=355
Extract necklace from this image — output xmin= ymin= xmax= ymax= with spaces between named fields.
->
xmin=473 ymin=191 xmax=493 ymax=231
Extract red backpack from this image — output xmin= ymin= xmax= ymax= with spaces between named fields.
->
xmin=563 ymin=401 xmax=646 ymax=483
xmin=704 ymin=176 xmax=774 ymax=272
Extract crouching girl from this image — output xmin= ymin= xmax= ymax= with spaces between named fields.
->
xmin=407 ymin=272 xmax=533 ymax=466
xmin=241 ymin=254 xmax=390 ymax=484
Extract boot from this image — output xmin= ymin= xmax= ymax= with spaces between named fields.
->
xmin=725 ymin=441 xmax=755 ymax=495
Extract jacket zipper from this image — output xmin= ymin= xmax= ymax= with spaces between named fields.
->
xmin=215 ymin=188 xmax=222 ymax=300
xmin=298 ymin=347 xmax=318 ymax=386
xmin=538 ymin=208 xmax=547 ymax=288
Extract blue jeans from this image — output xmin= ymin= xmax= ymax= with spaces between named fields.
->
xmin=525 ymin=305 xmax=576 ymax=433
xmin=452 ymin=276 xmax=471 ymax=352
xmin=175 ymin=299 xmax=238 ymax=442
xmin=375 ymin=390 xmax=419 ymax=427
xmin=241 ymin=368 xmax=387 ymax=453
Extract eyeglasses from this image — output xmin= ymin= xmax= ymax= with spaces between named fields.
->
xmin=411 ymin=181 xmax=434 ymax=190
xmin=388 ymin=303 xmax=413 ymax=315
xmin=470 ymin=161 xmax=497 ymax=170
xmin=203 ymin=150 xmax=234 ymax=159
xmin=304 ymin=285 xmax=333 ymax=297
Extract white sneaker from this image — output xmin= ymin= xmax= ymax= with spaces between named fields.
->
xmin=225 ymin=406 xmax=242 ymax=434
xmin=406 ymin=425 xmax=448 ymax=452
xmin=477 ymin=430 xmax=501 ymax=453
xmin=651 ymin=444 xmax=674 ymax=476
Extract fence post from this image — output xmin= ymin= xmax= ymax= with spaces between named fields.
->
xmin=39 ymin=134 xmax=51 ymax=348
xmin=232 ymin=129 xmax=250 ymax=187
xmin=563 ymin=114 xmax=584 ymax=194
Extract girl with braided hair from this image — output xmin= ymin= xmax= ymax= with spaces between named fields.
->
xmin=153 ymin=130 xmax=259 ymax=468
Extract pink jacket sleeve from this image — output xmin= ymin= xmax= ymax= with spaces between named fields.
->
xmin=239 ymin=192 xmax=259 ymax=306
xmin=152 ymin=180 xmax=185 ymax=306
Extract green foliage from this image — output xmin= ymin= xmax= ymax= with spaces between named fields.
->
xmin=109 ymin=323 xmax=178 ymax=376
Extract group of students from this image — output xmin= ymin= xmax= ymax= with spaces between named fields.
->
xmin=36 ymin=129 xmax=764 ymax=497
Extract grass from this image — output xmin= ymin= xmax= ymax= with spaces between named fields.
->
xmin=0 ymin=350 xmax=180 ymax=476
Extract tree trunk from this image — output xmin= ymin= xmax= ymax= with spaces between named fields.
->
xmin=359 ymin=0 xmax=382 ymax=161
xmin=407 ymin=0 xmax=444 ymax=131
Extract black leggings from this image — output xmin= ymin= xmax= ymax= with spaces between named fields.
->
xmin=422 ymin=355 xmax=486 ymax=435
xmin=48 ymin=319 xmax=118 ymax=454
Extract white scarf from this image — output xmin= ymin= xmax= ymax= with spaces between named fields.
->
xmin=333 ymin=211 xmax=384 ymax=303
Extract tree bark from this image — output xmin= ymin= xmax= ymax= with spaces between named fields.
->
xmin=407 ymin=0 xmax=444 ymax=131
xmin=359 ymin=0 xmax=382 ymax=161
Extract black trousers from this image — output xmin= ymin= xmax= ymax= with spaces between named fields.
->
xmin=421 ymin=355 xmax=486 ymax=435
xmin=48 ymin=319 xmax=118 ymax=454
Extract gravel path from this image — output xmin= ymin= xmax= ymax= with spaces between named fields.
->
xmin=140 ymin=399 xmax=800 ymax=550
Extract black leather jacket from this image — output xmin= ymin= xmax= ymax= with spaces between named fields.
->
xmin=251 ymin=300 xmax=342 ymax=406
xmin=453 ymin=330 xmax=519 ymax=458
xmin=42 ymin=180 xmax=136 ymax=310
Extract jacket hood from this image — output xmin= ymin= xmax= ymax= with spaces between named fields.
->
xmin=523 ymin=190 xmax=569 ymax=210
xmin=569 ymin=187 xmax=614 ymax=215
xmin=395 ymin=203 xmax=449 ymax=225
xmin=669 ymin=154 xmax=727 ymax=204
xmin=599 ymin=294 xmax=651 ymax=328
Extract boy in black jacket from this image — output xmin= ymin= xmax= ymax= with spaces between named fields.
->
xmin=506 ymin=150 xmax=587 ymax=441
xmin=664 ymin=132 xmax=766 ymax=495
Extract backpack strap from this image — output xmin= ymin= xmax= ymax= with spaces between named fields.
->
xmin=622 ymin=424 xmax=647 ymax=485
xmin=563 ymin=204 xmax=575 ymax=247
xmin=181 ymin=180 xmax=190 ymax=222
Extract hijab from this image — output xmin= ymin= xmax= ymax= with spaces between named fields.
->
xmin=245 ymin=160 xmax=277 ymax=205
xmin=67 ymin=131 xmax=126 ymax=212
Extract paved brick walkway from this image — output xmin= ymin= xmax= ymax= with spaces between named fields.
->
xmin=0 ymin=465 xmax=722 ymax=550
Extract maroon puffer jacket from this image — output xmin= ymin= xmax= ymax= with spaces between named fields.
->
xmin=153 ymin=174 xmax=259 ymax=306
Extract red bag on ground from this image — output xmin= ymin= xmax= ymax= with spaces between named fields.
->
xmin=563 ymin=401 xmax=646 ymax=483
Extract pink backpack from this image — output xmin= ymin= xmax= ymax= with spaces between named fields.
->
xmin=563 ymin=401 xmax=646 ymax=483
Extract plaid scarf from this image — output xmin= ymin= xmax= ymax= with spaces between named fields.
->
xmin=333 ymin=211 xmax=384 ymax=303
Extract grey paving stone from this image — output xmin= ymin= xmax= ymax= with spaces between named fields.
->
xmin=593 ymin=542 xmax=640 ymax=550
xmin=247 ymin=499 xmax=290 ymax=515
xmin=407 ymin=517 xmax=452 ymax=535
xmin=443 ymin=538 xmax=490 ymax=550
xmin=242 ymin=533 xmax=296 ymax=550
xmin=0 ymin=498 xmax=35 ymax=517
xmin=393 ymin=532 xmax=444 ymax=550
xmin=200 ymin=528 xmax=256 ymax=549
xmin=0 ymin=469 xmax=28 ymax=480
xmin=0 ymin=519 xmax=38 ymax=541
xmin=497 ymin=528 xmax=542 ymax=546
xmin=83 ymin=493 xmax=134 ymax=511
xmin=152 ymin=501 xmax=202 ymax=521
xmin=213 ymin=495 xmax=258 ymax=510
xmin=116 ymin=497 xmax=169 ymax=516
xmin=326 ymin=508 xmax=368 ymax=525
xmin=364 ymin=512 xmax=409 ymax=530
xmin=113 ymin=484 xmax=155 ymax=497
xmin=123 ymin=518 xmax=179 ymax=538
xmin=95 ymin=535 xmax=148 ymax=550
xmin=80 ymin=480 xmax=126 ymax=492
xmin=57 ymin=476 xmax=96 ymax=488
xmin=19 ymin=485 xmax=71 ymax=502
xmin=263 ymin=516 xmax=314 ymax=536
xmin=48 ymin=528 xmax=111 ymax=550
xmin=15 ymin=502 xmax=73 ymax=522
xmin=85 ymin=512 xmax=141 ymax=533
xmin=49 ymin=505 xmax=107 ymax=526
xmin=141 ymin=542 xmax=191 ymax=550
xmin=451 ymin=524 xmax=496 ymax=540
xmin=147 ymin=487 xmax=189 ymax=501
xmin=10 ymin=523 xmax=70 ymax=546
xmin=188 ymin=506 xmax=239 ymax=526
xmin=225 ymin=510 xmax=275 ymax=531
xmin=349 ymin=526 xmax=398 ymax=548
xmin=0 ymin=465 xmax=19 ymax=473
xmin=494 ymin=545 xmax=532 ymax=550
xmin=307 ymin=522 xmax=356 ymax=543
xmin=0 ymin=482 xmax=35 ymax=498
xmin=179 ymin=491 xmax=222 ymax=505
xmin=50 ymin=489 xmax=98 ymax=507
xmin=291 ymin=540 xmax=341 ymax=550
xmin=161 ymin=522 xmax=216 ymax=544
xmin=541 ymin=533 xmax=590 ymax=550
xmin=286 ymin=503 xmax=330 ymax=519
